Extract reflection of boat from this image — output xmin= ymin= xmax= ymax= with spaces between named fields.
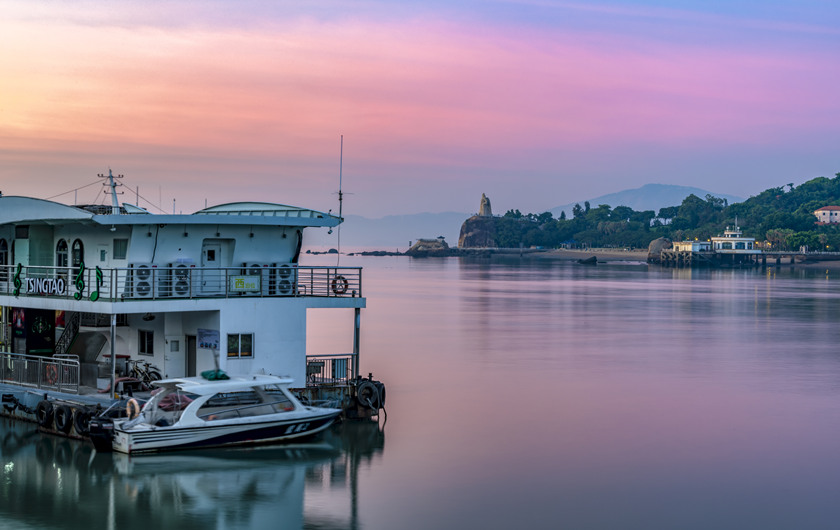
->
xmin=89 ymin=374 xmax=341 ymax=454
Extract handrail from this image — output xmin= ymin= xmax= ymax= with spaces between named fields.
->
xmin=55 ymin=312 xmax=81 ymax=356
xmin=0 ymin=265 xmax=363 ymax=303
xmin=0 ymin=352 xmax=80 ymax=394
xmin=306 ymin=353 xmax=356 ymax=386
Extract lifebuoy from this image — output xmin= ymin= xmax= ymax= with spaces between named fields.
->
xmin=331 ymin=275 xmax=348 ymax=295
xmin=44 ymin=364 xmax=58 ymax=385
xmin=54 ymin=405 xmax=73 ymax=434
xmin=126 ymin=398 xmax=141 ymax=420
xmin=73 ymin=408 xmax=92 ymax=436
xmin=35 ymin=400 xmax=54 ymax=427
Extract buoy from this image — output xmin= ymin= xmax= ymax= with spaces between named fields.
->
xmin=331 ymin=275 xmax=348 ymax=295
xmin=126 ymin=398 xmax=141 ymax=420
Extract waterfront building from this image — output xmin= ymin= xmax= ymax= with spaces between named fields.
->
xmin=0 ymin=173 xmax=364 ymax=388
xmin=814 ymin=206 xmax=840 ymax=225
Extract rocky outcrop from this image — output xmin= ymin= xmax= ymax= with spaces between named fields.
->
xmin=406 ymin=238 xmax=452 ymax=257
xmin=647 ymin=237 xmax=673 ymax=263
xmin=479 ymin=193 xmax=493 ymax=217
xmin=458 ymin=216 xmax=497 ymax=248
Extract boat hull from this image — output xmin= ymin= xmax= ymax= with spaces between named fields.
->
xmin=111 ymin=410 xmax=340 ymax=454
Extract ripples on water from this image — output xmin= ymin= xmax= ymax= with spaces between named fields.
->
xmin=4 ymin=257 xmax=840 ymax=529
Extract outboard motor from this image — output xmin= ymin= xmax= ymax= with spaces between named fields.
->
xmin=87 ymin=417 xmax=115 ymax=452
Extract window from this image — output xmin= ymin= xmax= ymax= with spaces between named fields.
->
xmin=139 ymin=329 xmax=154 ymax=356
xmin=113 ymin=238 xmax=128 ymax=260
xmin=71 ymin=239 xmax=84 ymax=275
xmin=227 ymin=333 xmax=253 ymax=358
xmin=0 ymin=239 xmax=7 ymax=281
xmin=56 ymin=240 xmax=68 ymax=267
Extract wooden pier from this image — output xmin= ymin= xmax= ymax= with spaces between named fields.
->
xmin=657 ymin=250 xmax=840 ymax=268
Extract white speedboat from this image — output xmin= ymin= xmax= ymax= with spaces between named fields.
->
xmin=89 ymin=374 xmax=341 ymax=454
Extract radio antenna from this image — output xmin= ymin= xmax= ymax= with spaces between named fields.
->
xmin=336 ymin=135 xmax=344 ymax=266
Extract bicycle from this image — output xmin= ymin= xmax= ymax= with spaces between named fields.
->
xmin=126 ymin=359 xmax=163 ymax=385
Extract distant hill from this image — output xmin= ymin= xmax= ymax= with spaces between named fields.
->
xmin=303 ymin=212 xmax=468 ymax=250
xmin=303 ymin=184 xmax=743 ymax=249
xmin=549 ymin=184 xmax=743 ymax=218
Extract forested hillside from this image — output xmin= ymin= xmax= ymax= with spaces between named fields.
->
xmin=490 ymin=173 xmax=840 ymax=251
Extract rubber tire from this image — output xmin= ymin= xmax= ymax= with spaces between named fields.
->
xmin=73 ymin=408 xmax=93 ymax=436
xmin=357 ymin=381 xmax=381 ymax=410
xmin=375 ymin=381 xmax=386 ymax=408
xmin=54 ymin=405 xmax=73 ymax=434
xmin=148 ymin=371 xmax=162 ymax=381
xmin=35 ymin=400 xmax=54 ymax=428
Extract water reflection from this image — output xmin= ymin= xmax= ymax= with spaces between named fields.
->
xmin=0 ymin=420 xmax=384 ymax=530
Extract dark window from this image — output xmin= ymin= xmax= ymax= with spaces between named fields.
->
xmin=0 ymin=239 xmax=7 ymax=281
xmin=227 ymin=333 xmax=253 ymax=358
xmin=139 ymin=329 xmax=154 ymax=356
xmin=56 ymin=240 xmax=68 ymax=267
xmin=14 ymin=225 xmax=29 ymax=239
xmin=71 ymin=239 xmax=84 ymax=273
xmin=113 ymin=239 xmax=128 ymax=260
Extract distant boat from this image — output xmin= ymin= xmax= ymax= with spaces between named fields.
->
xmin=577 ymin=256 xmax=597 ymax=265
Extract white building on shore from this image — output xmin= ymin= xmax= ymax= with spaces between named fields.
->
xmin=0 ymin=173 xmax=364 ymax=388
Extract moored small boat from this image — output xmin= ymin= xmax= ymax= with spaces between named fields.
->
xmin=89 ymin=373 xmax=341 ymax=454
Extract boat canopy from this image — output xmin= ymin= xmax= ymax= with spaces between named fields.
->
xmin=155 ymin=374 xmax=296 ymax=396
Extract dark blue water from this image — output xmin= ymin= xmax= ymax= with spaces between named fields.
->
xmin=4 ymin=256 xmax=840 ymax=529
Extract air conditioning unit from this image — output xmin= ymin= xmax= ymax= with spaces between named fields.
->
xmin=128 ymin=263 xmax=156 ymax=299
xmin=271 ymin=263 xmax=297 ymax=296
xmin=168 ymin=263 xmax=193 ymax=298
xmin=242 ymin=263 xmax=269 ymax=294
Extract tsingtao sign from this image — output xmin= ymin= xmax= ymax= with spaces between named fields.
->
xmin=26 ymin=277 xmax=66 ymax=296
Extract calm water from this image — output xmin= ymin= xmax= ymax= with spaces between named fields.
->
xmin=4 ymin=256 xmax=840 ymax=529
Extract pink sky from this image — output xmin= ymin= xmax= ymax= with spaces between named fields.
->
xmin=1 ymin=2 xmax=839 ymax=216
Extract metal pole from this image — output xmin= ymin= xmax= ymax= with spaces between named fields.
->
xmin=353 ymin=308 xmax=360 ymax=380
xmin=110 ymin=313 xmax=116 ymax=397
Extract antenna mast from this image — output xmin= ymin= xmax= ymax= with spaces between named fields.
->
xmin=336 ymin=135 xmax=343 ymax=266
xmin=98 ymin=169 xmax=124 ymax=214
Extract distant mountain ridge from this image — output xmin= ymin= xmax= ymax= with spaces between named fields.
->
xmin=549 ymin=184 xmax=743 ymax=218
xmin=303 ymin=184 xmax=742 ymax=249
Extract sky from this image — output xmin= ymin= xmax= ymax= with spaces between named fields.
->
xmin=1 ymin=0 xmax=839 ymax=218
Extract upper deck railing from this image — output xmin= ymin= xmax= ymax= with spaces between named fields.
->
xmin=0 ymin=264 xmax=361 ymax=302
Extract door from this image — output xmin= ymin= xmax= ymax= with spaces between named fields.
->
xmin=186 ymin=335 xmax=197 ymax=377
xmin=201 ymin=241 xmax=223 ymax=294
xmin=164 ymin=335 xmax=186 ymax=378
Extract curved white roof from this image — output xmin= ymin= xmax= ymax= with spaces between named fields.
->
xmin=194 ymin=202 xmax=334 ymax=220
xmin=0 ymin=196 xmax=93 ymax=224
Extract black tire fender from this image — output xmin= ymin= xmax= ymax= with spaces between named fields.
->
xmin=73 ymin=408 xmax=93 ymax=436
xmin=54 ymin=405 xmax=73 ymax=434
xmin=35 ymin=400 xmax=54 ymax=428
xmin=357 ymin=381 xmax=380 ymax=410
xmin=374 ymin=381 xmax=386 ymax=408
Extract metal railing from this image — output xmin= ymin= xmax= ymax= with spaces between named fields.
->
xmin=0 ymin=352 xmax=80 ymax=394
xmin=305 ymin=353 xmax=356 ymax=386
xmin=0 ymin=265 xmax=362 ymax=302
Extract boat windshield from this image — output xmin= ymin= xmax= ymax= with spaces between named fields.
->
xmin=146 ymin=388 xmax=198 ymax=426
xmin=197 ymin=385 xmax=296 ymax=421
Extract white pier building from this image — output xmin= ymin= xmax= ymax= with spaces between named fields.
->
xmin=0 ymin=173 xmax=363 ymax=390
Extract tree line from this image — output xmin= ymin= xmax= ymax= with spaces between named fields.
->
xmin=494 ymin=173 xmax=840 ymax=251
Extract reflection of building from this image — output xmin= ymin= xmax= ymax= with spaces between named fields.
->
xmin=0 ymin=419 xmax=385 ymax=530
xmin=814 ymin=206 xmax=840 ymax=224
